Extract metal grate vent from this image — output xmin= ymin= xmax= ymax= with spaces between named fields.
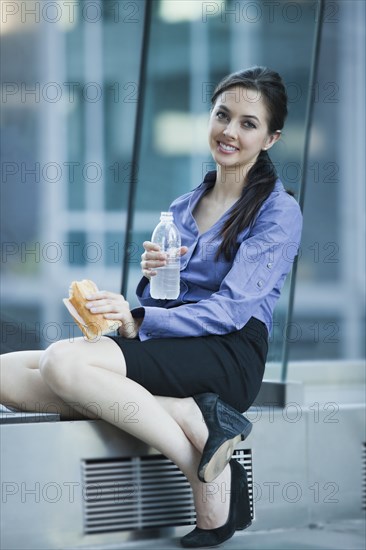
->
xmin=82 ymin=449 xmax=253 ymax=534
xmin=362 ymin=442 xmax=366 ymax=510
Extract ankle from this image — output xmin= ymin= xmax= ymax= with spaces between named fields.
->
xmin=193 ymin=465 xmax=231 ymax=529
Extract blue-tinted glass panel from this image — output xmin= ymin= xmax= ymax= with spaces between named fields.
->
xmin=66 ymin=231 xmax=87 ymax=266
xmin=126 ymin=0 xmax=319 ymax=376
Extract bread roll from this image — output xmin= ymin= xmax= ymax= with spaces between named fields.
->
xmin=63 ymin=280 xmax=122 ymax=340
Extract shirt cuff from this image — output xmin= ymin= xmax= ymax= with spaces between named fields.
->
xmin=131 ymin=306 xmax=171 ymax=341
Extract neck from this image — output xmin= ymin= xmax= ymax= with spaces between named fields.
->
xmin=212 ymin=163 xmax=251 ymax=202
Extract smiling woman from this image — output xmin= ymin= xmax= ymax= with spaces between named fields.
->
xmin=209 ymin=88 xmax=281 ymax=173
xmin=1 ymin=67 xmax=302 ymax=549
xmin=201 ymin=67 xmax=289 ymax=262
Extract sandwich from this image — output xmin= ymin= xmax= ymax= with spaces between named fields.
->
xmin=63 ymin=279 xmax=122 ymax=340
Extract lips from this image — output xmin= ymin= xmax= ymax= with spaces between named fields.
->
xmin=217 ymin=141 xmax=239 ymax=153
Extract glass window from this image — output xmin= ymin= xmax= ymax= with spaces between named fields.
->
xmin=288 ymin=0 xmax=365 ymax=361
xmin=66 ymin=231 xmax=87 ymax=266
xmin=125 ymin=0 xmax=320 ymax=375
xmin=1 ymin=1 xmax=144 ymax=350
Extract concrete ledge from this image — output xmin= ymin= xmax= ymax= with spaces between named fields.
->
xmin=1 ymin=403 xmax=365 ymax=549
xmin=265 ymin=360 xmax=365 ymax=385
xmin=0 ymin=407 xmax=60 ymax=424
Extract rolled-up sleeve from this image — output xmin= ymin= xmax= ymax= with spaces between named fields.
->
xmin=134 ymin=193 xmax=302 ymax=341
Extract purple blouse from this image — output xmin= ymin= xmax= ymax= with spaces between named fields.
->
xmin=131 ymin=171 xmax=303 ymax=341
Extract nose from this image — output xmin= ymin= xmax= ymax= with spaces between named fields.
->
xmin=223 ymin=121 xmax=238 ymax=139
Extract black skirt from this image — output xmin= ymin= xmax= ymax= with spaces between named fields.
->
xmin=105 ymin=316 xmax=268 ymax=413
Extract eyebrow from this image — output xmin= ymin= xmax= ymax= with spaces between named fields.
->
xmin=216 ymin=104 xmax=260 ymax=123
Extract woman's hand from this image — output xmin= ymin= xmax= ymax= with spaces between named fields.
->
xmin=141 ymin=241 xmax=188 ymax=280
xmin=85 ymin=290 xmax=141 ymax=339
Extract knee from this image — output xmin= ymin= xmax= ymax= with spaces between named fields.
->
xmin=39 ymin=341 xmax=83 ymax=398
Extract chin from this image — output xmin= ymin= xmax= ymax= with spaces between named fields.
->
xmin=215 ymin=155 xmax=242 ymax=168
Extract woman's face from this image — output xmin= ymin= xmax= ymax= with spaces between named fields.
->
xmin=208 ymin=85 xmax=280 ymax=174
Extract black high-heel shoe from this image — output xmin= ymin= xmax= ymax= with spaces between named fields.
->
xmin=180 ymin=459 xmax=251 ymax=548
xmin=234 ymin=460 xmax=252 ymax=531
xmin=193 ymin=393 xmax=252 ymax=483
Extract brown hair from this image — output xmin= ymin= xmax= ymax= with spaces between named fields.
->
xmin=211 ymin=66 xmax=289 ymax=261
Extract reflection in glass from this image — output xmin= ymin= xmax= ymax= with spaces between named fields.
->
xmin=1 ymin=1 xmax=144 ymax=349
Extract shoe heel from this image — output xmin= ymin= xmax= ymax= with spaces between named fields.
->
xmin=200 ymin=434 xmax=242 ymax=483
xmin=235 ymin=468 xmax=252 ymax=531
xmin=193 ymin=393 xmax=253 ymax=484
xmin=240 ymin=419 xmax=253 ymax=441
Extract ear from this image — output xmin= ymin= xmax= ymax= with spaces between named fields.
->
xmin=262 ymin=130 xmax=282 ymax=151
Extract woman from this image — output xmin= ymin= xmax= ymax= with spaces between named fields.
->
xmin=1 ymin=67 xmax=302 ymax=547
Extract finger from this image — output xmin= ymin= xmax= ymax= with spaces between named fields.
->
xmin=87 ymin=292 xmax=128 ymax=306
xmin=85 ymin=290 xmax=112 ymax=300
xmin=140 ymin=260 xmax=164 ymax=273
xmin=142 ymin=269 xmax=156 ymax=279
xmin=143 ymin=241 xmax=161 ymax=252
xmin=86 ymin=296 xmax=126 ymax=309
xmin=85 ymin=298 xmax=108 ymax=309
xmin=86 ymin=304 xmax=113 ymax=314
xmin=144 ymin=251 xmax=167 ymax=261
xmin=88 ymin=303 xmax=124 ymax=314
xmin=180 ymin=246 xmax=188 ymax=256
xmin=141 ymin=259 xmax=167 ymax=270
xmin=103 ymin=313 xmax=126 ymax=320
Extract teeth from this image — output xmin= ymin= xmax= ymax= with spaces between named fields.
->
xmin=219 ymin=142 xmax=237 ymax=152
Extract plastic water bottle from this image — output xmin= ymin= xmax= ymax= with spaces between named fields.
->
xmin=150 ymin=211 xmax=181 ymax=300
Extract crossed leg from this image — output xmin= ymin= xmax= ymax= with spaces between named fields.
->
xmin=0 ymin=338 xmax=229 ymax=530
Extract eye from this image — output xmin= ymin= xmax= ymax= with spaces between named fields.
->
xmin=216 ymin=110 xmax=228 ymax=120
xmin=242 ymin=120 xmax=256 ymax=129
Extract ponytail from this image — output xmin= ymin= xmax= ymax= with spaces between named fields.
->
xmin=213 ymin=150 xmax=277 ymax=261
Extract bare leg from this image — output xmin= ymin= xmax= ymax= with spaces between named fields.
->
xmin=0 ymin=350 xmax=89 ymax=419
xmin=154 ymin=395 xmax=209 ymax=453
xmin=1 ymin=352 xmax=209 ymax=449
xmin=1 ymin=341 xmax=231 ymax=530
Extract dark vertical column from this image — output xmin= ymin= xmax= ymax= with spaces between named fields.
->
xmin=121 ymin=0 xmax=153 ymax=296
xmin=281 ymin=0 xmax=325 ymax=382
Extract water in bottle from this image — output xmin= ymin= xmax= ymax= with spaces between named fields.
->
xmin=150 ymin=211 xmax=181 ymax=299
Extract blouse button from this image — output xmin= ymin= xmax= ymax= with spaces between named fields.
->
xmin=257 ymin=280 xmax=263 ymax=288
xmin=267 ymin=262 xmax=273 ymax=269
